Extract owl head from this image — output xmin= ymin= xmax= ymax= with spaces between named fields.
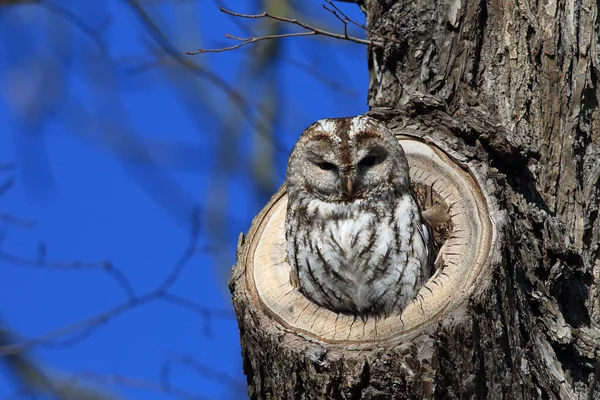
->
xmin=286 ymin=116 xmax=410 ymax=203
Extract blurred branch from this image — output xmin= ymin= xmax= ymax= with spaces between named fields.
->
xmin=0 ymin=213 xmax=36 ymax=228
xmin=0 ymin=176 xmax=15 ymax=197
xmin=125 ymin=0 xmax=289 ymax=154
xmin=0 ymin=210 xmax=234 ymax=356
xmin=282 ymin=55 xmax=359 ymax=96
xmin=159 ymin=353 xmax=246 ymax=400
xmin=0 ymin=162 xmax=16 ymax=171
xmin=163 ymin=353 xmax=246 ymax=391
xmin=40 ymin=1 xmax=108 ymax=53
xmin=1 ymin=329 xmax=122 ymax=400
xmin=0 ymin=0 xmax=41 ymax=6
xmin=125 ymin=0 xmax=243 ymax=100
xmin=69 ymin=371 xmax=207 ymax=400
xmin=140 ymin=0 xmax=198 ymax=4
xmin=0 ymin=241 xmax=135 ymax=299
xmin=161 ymin=293 xmax=231 ymax=337
xmin=0 ymin=176 xmax=32 ymax=227
xmin=213 ymin=0 xmax=358 ymax=97
xmin=187 ymin=3 xmax=392 ymax=55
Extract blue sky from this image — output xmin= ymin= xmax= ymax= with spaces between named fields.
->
xmin=0 ymin=1 xmax=367 ymax=398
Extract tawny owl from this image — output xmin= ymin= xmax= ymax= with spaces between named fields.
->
xmin=285 ymin=116 xmax=432 ymax=317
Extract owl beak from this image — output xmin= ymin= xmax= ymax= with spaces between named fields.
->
xmin=346 ymin=176 xmax=355 ymax=196
xmin=341 ymin=172 xmax=356 ymax=199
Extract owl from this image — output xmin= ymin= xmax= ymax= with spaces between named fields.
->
xmin=285 ymin=116 xmax=432 ymax=318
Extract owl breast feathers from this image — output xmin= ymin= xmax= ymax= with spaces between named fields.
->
xmin=285 ymin=116 xmax=432 ymax=317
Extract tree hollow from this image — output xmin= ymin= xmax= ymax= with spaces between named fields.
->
xmin=234 ymin=135 xmax=500 ymax=345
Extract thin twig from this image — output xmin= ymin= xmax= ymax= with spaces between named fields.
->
xmin=188 ymin=2 xmax=405 ymax=56
xmin=191 ymin=31 xmax=320 ymax=54
xmin=211 ymin=0 xmax=254 ymax=37
xmin=323 ymin=2 xmax=349 ymax=39
xmin=322 ymin=0 xmax=403 ymax=45
xmin=210 ymin=0 xmax=358 ymax=96
xmin=187 ymin=6 xmax=384 ymax=55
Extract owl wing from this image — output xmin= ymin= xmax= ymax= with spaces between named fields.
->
xmin=409 ymin=186 xmax=435 ymax=278
xmin=416 ymin=218 xmax=434 ymax=277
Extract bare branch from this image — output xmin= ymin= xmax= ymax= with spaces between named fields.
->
xmin=323 ymin=2 xmax=350 ymax=39
xmin=190 ymin=31 xmax=319 ymax=54
xmin=209 ymin=1 xmax=358 ymax=96
xmin=187 ymin=5 xmax=385 ymax=55
xmin=322 ymin=0 xmax=403 ymax=44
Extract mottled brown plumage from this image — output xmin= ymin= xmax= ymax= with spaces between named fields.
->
xmin=285 ymin=116 xmax=432 ymax=317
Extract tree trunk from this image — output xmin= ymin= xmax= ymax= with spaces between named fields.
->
xmin=230 ymin=0 xmax=600 ymax=398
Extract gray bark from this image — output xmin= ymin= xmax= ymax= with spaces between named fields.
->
xmin=230 ymin=0 xmax=600 ymax=398
xmin=363 ymin=0 xmax=600 ymax=396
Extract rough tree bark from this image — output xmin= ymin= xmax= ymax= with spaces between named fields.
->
xmin=230 ymin=0 xmax=600 ymax=398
